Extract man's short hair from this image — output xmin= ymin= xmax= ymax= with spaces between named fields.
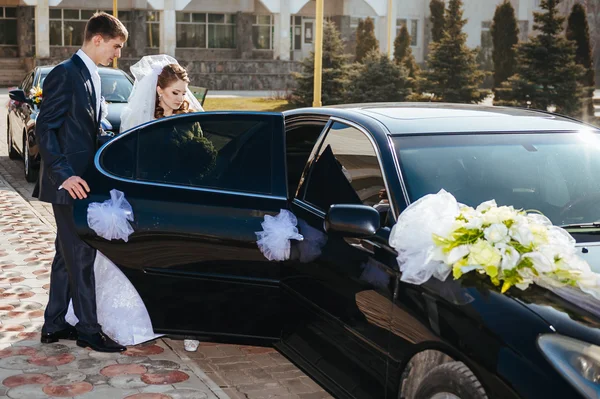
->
xmin=84 ymin=12 xmax=128 ymax=43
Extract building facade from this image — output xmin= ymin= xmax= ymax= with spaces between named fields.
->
xmin=0 ymin=0 xmax=582 ymax=90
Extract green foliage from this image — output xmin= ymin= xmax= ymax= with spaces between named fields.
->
xmin=567 ymin=3 xmax=595 ymax=121
xmin=430 ymin=0 xmax=446 ymax=43
xmin=355 ymin=17 xmax=379 ymax=63
xmin=423 ymin=0 xmax=488 ymax=103
xmin=346 ymin=50 xmax=412 ymax=103
xmin=394 ymin=24 xmax=419 ymax=80
xmin=171 ymin=122 xmax=217 ymax=180
xmin=491 ymin=1 xmax=519 ymax=94
xmin=291 ymin=20 xmax=350 ymax=106
xmin=496 ymin=0 xmax=585 ymax=117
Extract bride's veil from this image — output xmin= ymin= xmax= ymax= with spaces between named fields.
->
xmin=120 ymin=54 xmax=204 ymax=133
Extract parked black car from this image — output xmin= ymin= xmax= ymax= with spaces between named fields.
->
xmin=6 ymin=65 xmax=133 ymax=182
xmin=73 ymin=104 xmax=600 ymax=399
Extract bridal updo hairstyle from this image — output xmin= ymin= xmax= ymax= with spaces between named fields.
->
xmin=154 ymin=63 xmax=193 ymax=119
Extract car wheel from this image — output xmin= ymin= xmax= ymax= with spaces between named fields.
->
xmin=414 ymin=362 xmax=487 ymax=399
xmin=23 ymin=135 xmax=38 ymax=183
xmin=7 ymin=118 xmax=19 ymax=160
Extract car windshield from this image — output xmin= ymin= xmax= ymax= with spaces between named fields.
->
xmin=394 ymin=131 xmax=600 ymax=226
xmin=39 ymin=71 xmax=132 ymax=103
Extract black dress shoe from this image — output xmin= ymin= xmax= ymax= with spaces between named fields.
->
xmin=76 ymin=331 xmax=126 ymax=353
xmin=41 ymin=326 xmax=78 ymax=344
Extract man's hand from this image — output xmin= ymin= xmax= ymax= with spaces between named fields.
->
xmin=61 ymin=176 xmax=90 ymax=199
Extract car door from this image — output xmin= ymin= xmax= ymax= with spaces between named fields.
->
xmin=278 ymin=119 xmax=397 ymax=399
xmin=73 ymin=111 xmax=288 ymax=342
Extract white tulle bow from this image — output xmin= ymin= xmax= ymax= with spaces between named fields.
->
xmin=87 ymin=189 xmax=135 ymax=242
xmin=256 ymin=209 xmax=304 ymax=261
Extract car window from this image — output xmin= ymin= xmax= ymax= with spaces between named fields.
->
xmin=21 ymin=72 xmax=34 ymax=93
xmin=303 ymin=122 xmax=387 ymax=215
xmin=99 ymin=73 xmax=133 ymax=103
xmin=38 ymin=72 xmax=49 ymax=88
xmin=100 ymin=113 xmax=276 ymax=195
xmin=394 ymin=132 xmax=600 ymax=226
xmin=285 ymin=121 xmax=327 ymax=197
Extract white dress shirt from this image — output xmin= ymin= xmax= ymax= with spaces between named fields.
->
xmin=76 ymin=49 xmax=101 ymax=117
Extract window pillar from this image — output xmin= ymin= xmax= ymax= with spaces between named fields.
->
xmin=273 ymin=0 xmax=290 ymax=60
xmin=160 ymin=0 xmax=176 ymax=56
xmin=35 ymin=0 xmax=50 ymax=58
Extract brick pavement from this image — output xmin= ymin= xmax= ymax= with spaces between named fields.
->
xmin=1 ymin=93 xmax=331 ymax=399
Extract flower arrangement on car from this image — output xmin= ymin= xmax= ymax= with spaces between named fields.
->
xmin=389 ymin=190 xmax=600 ymax=299
xmin=30 ymin=85 xmax=43 ymax=105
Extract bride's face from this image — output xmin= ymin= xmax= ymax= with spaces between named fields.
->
xmin=157 ymin=79 xmax=188 ymax=111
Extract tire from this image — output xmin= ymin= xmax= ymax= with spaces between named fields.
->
xmin=23 ymin=134 xmax=38 ymax=183
xmin=414 ymin=361 xmax=488 ymax=399
xmin=7 ymin=118 xmax=19 ymax=160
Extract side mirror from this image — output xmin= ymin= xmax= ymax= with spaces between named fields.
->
xmin=9 ymin=89 xmax=31 ymax=105
xmin=324 ymin=204 xmax=381 ymax=238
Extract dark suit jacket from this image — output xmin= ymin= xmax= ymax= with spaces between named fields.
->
xmin=33 ymin=54 xmax=101 ymax=205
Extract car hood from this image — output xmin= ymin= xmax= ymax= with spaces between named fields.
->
xmin=508 ymin=242 xmax=600 ymax=347
xmin=105 ymin=102 xmax=126 ymax=132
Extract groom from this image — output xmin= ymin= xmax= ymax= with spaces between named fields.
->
xmin=33 ymin=12 xmax=128 ymax=352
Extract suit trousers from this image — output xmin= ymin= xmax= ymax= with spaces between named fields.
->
xmin=43 ymin=204 xmax=101 ymax=334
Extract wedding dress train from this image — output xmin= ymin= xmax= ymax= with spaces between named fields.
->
xmin=65 ymin=251 xmax=162 ymax=346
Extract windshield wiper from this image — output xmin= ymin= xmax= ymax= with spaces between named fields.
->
xmin=560 ymin=222 xmax=600 ymax=229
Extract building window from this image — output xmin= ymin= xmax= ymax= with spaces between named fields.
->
xmin=147 ymin=11 xmax=160 ymax=48
xmin=0 ymin=7 xmax=17 ymax=46
xmin=396 ymin=18 xmax=419 ymax=47
xmin=253 ymin=15 xmax=273 ymax=50
xmin=176 ymin=12 xmax=236 ymax=49
xmin=290 ymin=16 xmax=302 ymax=51
xmin=49 ymin=9 xmax=130 ymax=47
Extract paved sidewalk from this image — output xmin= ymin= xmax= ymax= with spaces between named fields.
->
xmin=0 ymin=175 xmax=225 ymax=399
xmin=1 ymin=93 xmax=331 ymax=399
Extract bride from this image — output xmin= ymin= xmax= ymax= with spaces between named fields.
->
xmin=66 ymin=55 xmax=203 ymax=352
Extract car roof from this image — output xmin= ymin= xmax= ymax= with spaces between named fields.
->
xmin=284 ymin=103 xmax=595 ymax=135
xmin=35 ymin=65 xmax=129 ymax=77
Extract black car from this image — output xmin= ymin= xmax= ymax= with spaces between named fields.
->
xmin=72 ymin=104 xmax=600 ymax=399
xmin=6 ymin=66 xmax=133 ymax=182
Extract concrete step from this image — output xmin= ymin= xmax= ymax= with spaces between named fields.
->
xmin=0 ymin=58 xmax=25 ymax=88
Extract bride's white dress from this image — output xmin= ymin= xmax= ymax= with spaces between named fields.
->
xmin=65 ymin=252 xmax=162 ymax=346
xmin=67 ymin=54 xmax=205 ymax=347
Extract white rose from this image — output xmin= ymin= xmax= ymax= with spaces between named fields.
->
xmin=476 ymin=200 xmax=497 ymax=213
xmin=510 ymin=224 xmax=534 ymax=246
xmin=522 ymin=252 xmax=555 ymax=273
xmin=482 ymin=206 xmax=517 ymax=225
xmin=447 ymin=245 xmax=470 ymax=264
xmin=530 ymin=224 xmax=549 ymax=246
xmin=465 ymin=216 xmax=484 ymax=230
xmin=484 ymin=223 xmax=509 ymax=244
xmin=495 ymin=243 xmax=521 ymax=270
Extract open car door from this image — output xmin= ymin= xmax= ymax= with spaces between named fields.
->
xmin=73 ymin=111 xmax=288 ymax=343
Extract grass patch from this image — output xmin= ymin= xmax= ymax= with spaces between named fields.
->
xmin=202 ymin=97 xmax=294 ymax=112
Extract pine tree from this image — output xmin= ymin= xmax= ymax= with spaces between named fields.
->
xmin=567 ymin=3 xmax=595 ymax=121
xmin=394 ymin=24 xmax=419 ymax=80
xmin=430 ymin=0 xmax=446 ymax=43
xmin=497 ymin=0 xmax=585 ymax=117
xmin=346 ymin=50 xmax=411 ymax=103
xmin=291 ymin=20 xmax=350 ymax=106
xmin=491 ymin=1 xmax=519 ymax=95
xmin=355 ymin=17 xmax=379 ymax=63
xmin=423 ymin=0 xmax=488 ymax=103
